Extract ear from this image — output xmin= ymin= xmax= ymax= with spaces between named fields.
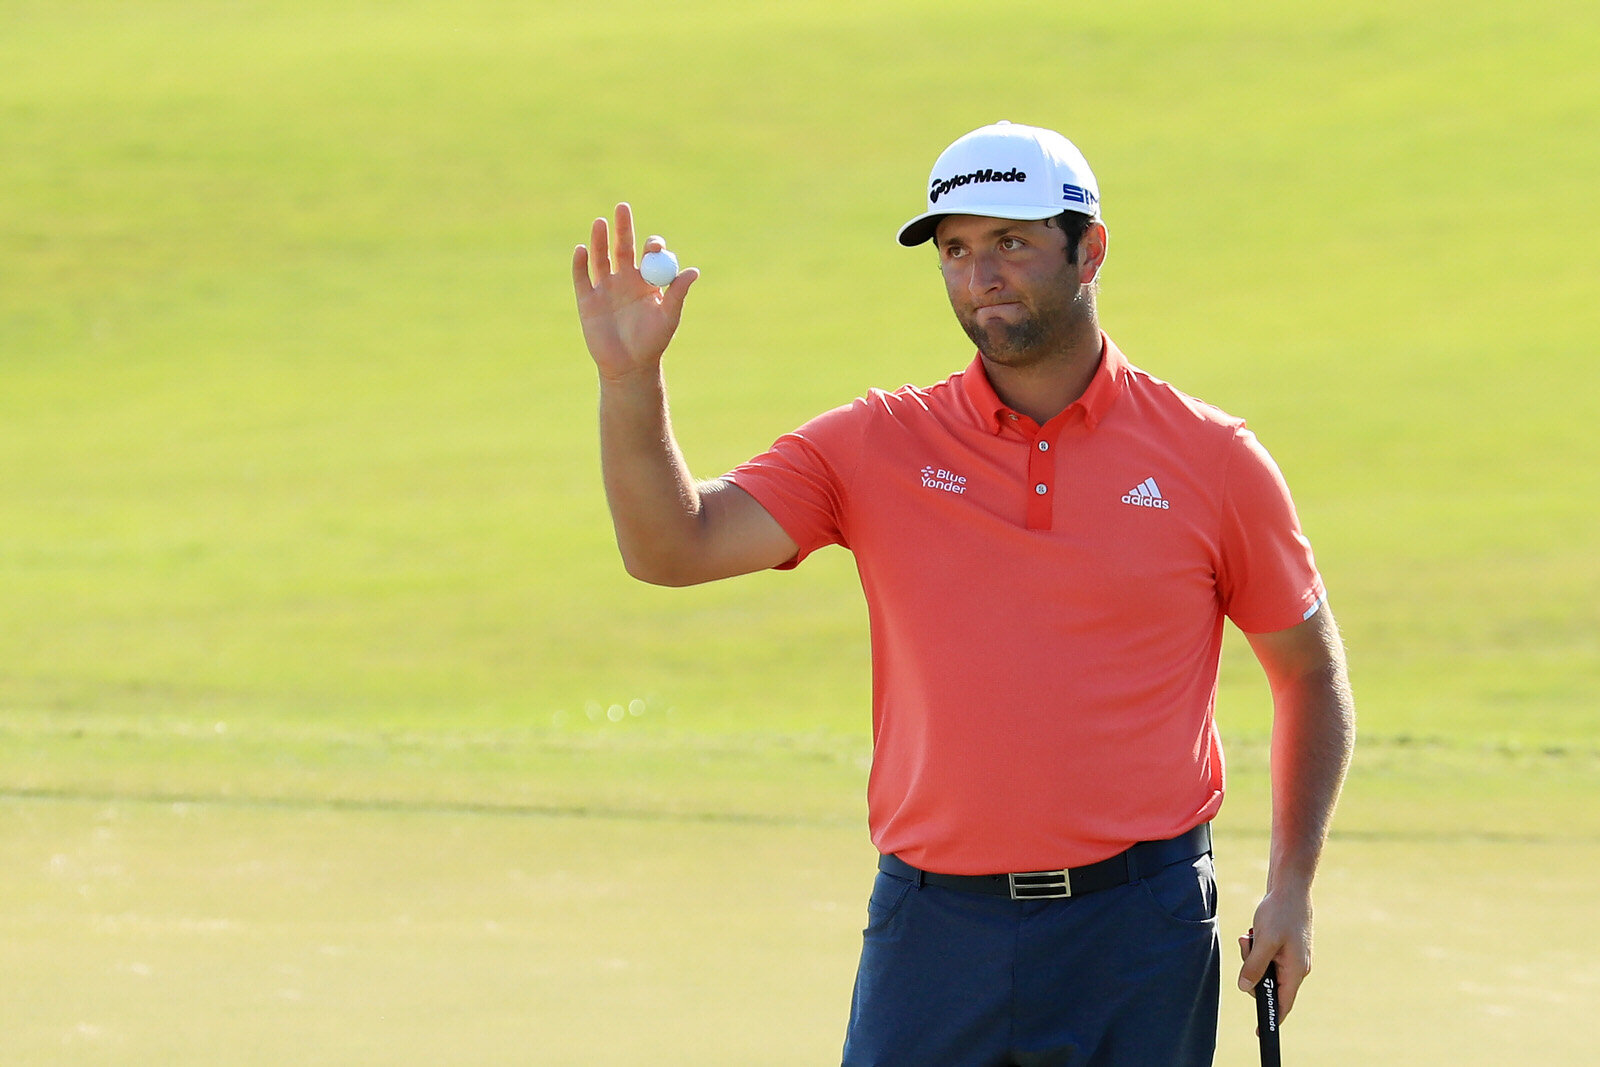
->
xmin=1078 ymin=221 xmax=1108 ymax=284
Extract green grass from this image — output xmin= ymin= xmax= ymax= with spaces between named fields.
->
xmin=8 ymin=795 xmax=1600 ymax=1064
xmin=2 ymin=0 xmax=1598 ymax=1062
xmin=2 ymin=0 xmax=1594 ymax=745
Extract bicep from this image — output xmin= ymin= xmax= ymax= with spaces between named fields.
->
xmin=687 ymin=479 xmax=801 ymax=583
xmin=1244 ymin=606 xmax=1349 ymax=696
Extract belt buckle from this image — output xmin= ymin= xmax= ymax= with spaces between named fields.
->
xmin=1008 ymin=869 xmax=1072 ymax=900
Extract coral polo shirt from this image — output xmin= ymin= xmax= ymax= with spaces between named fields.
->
xmin=727 ymin=335 xmax=1324 ymax=875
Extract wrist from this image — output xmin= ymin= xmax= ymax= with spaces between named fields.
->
xmin=1264 ymin=863 xmax=1317 ymax=901
xmin=597 ymin=362 xmax=666 ymax=392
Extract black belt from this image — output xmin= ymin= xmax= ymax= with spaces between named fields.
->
xmin=878 ymin=824 xmax=1212 ymax=901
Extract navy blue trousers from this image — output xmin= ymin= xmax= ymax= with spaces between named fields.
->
xmin=841 ymin=853 xmax=1221 ymax=1067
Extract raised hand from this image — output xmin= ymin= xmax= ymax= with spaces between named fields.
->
xmin=572 ymin=202 xmax=699 ymax=382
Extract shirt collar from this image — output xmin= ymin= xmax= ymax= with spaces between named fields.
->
xmin=960 ymin=332 xmax=1127 ymax=434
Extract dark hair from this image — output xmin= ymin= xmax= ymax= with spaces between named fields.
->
xmin=1046 ymin=211 xmax=1097 ymax=264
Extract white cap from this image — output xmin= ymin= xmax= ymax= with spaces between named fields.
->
xmin=896 ymin=121 xmax=1100 ymax=247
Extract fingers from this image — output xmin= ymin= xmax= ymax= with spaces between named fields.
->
xmin=578 ymin=205 xmax=673 ymax=279
xmin=566 ymin=241 xmax=585 ymax=292
xmin=576 ymin=205 xmax=693 ymax=315
xmin=586 ymin=213 xmax=612 ymax=281
xmin=1273 ymin=952 xmax=1307 ymax=1019
xmin=1239 ymin=929 xmax=1309 ymax=1020
xmin=576 ymin=247 xmax=601 ymax=310
xmin=614 ymin=202 xmax=637 ymax=271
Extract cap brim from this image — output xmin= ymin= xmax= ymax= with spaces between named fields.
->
xmin=895 ymin=204 xmax=1067 ymax=247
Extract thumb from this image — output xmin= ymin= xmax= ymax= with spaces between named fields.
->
xmin=1238 ymin=930 xmax=1273 ymax=993
xmin=659 ymin=265 xmax=700 ymax=322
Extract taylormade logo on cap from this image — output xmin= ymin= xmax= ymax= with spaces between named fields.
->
xmin=929 ymin=167 xmax=1027 ymax=205
xmin=897 ymin=120 xmax=1100 ymax=247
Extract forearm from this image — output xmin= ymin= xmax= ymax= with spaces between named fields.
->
xmin=1239 ymin=608 xmax=1356 ymax=1012
xmin=597 ymin=367 xmax=711 ymax=585
xmin=1266 ymin=653 xmax=1355 ymax=893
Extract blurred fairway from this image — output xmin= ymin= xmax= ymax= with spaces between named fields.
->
xmin=2 ymin=0 xmax=1597 ymax=1063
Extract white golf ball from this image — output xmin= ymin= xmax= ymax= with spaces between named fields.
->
xmin=639 ymin=250 xmax=679 ymax=287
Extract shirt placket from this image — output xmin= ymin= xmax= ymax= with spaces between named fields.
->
xmin=1003 ymin=411 xmax=1069 ymax=531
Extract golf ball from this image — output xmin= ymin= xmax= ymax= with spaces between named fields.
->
xmin=639 ymin=250 xmax=679 ymax=287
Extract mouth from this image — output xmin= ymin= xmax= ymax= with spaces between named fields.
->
xmin=973 ymin=301 xmax=1025 ymax=320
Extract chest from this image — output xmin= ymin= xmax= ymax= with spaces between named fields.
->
xmin=845 ymin=420 xmax=1227 ymax=612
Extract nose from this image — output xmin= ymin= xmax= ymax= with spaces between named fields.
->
xmin=965 ymin=250 xmax=1002 ymax=297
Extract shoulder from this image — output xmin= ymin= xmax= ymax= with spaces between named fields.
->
xmin=867 ymin=370 xmax=962 ymax=411
xmin=1120 ymin=363 xmax=1245 ymax=432
xmin=1113 ymin=363 xmax=1250 ymax=465
xmin=823 ymin=371 xmax=969 ymax=431
xmin=775 ymin=374 xmax=956 ymax=459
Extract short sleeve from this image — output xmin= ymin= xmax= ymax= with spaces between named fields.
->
xmin=725 ymin=400 xmax=867 ymax=568
xmin=1215 ymin=426 xmax=1325 ymax=633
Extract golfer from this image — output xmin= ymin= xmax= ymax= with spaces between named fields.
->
xmin=573 ymin=120 xmax=1355 ymax=1066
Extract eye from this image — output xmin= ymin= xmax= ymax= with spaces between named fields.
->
xmin=942 ymin=245 xmax=968 ymax=260
xmin=999 ymin=235 xmax=1025 ymax=251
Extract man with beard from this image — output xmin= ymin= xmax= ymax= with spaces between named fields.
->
xmin=572 ymin=121 xmax=1354 ymax=1066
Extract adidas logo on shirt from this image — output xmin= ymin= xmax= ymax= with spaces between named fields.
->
xmin=1122 ymin=477 xmax=1170 ymax=510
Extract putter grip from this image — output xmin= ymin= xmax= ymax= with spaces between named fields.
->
xmin=1254 ymin=961 xmax=1282 ymax=1067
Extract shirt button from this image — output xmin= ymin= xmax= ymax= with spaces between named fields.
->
xmin=1038 ymin=441 xmax=1050 ymax=452
xmin=1034 ymin=483 xmax=1048 ymax=495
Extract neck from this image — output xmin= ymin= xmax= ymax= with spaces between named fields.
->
xmin=981 ymin=322 xmax=1103 ymax=425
